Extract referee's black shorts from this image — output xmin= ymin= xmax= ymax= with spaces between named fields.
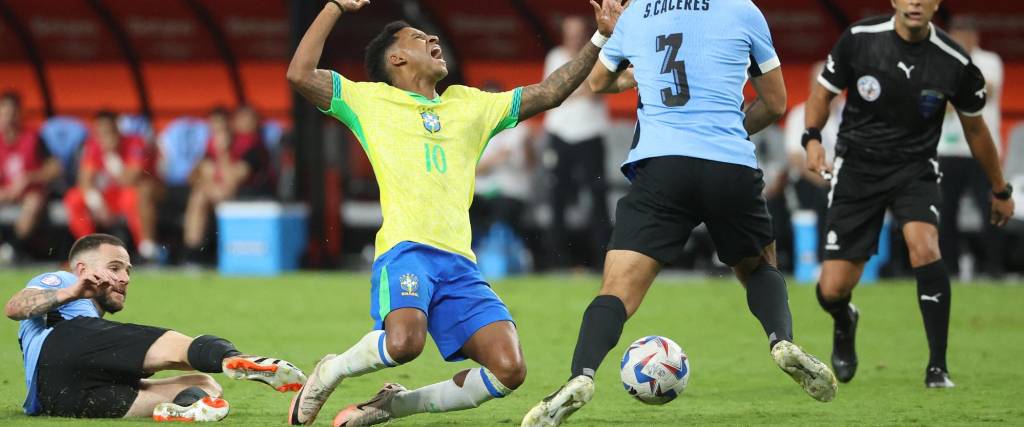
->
xmin=824 ymin=156 xmax=942 ymax=261
xmin=609 ymin=155 xmax=774 ymax=266
xmin=35 ymin=317 xmax=168 ymax=418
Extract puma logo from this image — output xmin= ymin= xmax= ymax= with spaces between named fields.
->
xmin=826 ymin=54 xmax=836 ymax=74
xmin=898 ymin=61 xmax=915 ymax=79
xmin=975 ymin=87 xmax=987 ymax=99
xmin=920 ymin=293 xmax=942 ymax=303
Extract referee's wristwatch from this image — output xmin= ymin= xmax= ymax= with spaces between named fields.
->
xmin=993 ymin=183 xmax=1013 ymax=200
xmin=801 ymin=127 xmax=822 ymax=149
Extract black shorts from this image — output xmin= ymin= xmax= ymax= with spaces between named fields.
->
xmin=824 ymin=156 xmax=942 ymax=261
xmin=609 ymin=156 xmax=773 ymax=266
xmin=35 ymin=317 xmax=168 ymax=418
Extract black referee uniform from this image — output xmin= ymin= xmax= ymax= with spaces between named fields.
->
xmin=817 ymin=16 xmax=986 ymax=260
xmin=812 ymin=15 xmax=989 ymax=386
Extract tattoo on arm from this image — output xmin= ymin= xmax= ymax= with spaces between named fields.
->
xmin=291 ymin=70 xmax=335 ymax=111
xmin=6 ymin=289 xmax=61 ymax=320
xmin=519 ymin=43 xmax=602 ymax=120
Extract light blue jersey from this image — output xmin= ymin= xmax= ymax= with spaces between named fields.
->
xmin=600 ymin=0 xmax=780 ymax=177
xmin=17 ymin=271 xmax=99 ymax=415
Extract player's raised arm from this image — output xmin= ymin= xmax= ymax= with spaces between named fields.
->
xmin=5 ymin=288 xmax=68 ymax=320
xmin=519 ymin=0 xmax=626 ymax=120
xmin=286 ymin=0 xmax=370 ymax=110
xmin=4 ymin=273 xmax=112 ymax=320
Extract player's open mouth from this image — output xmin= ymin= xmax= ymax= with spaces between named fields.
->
xmin=903 ymin=11 xmax=923 ymax=21
xmin=430 ymin=45 xmax=445 ymax=62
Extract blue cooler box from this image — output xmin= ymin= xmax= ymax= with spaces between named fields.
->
xmin=216 ymin=202 xmax=309 ymax=276
xmin=791 ymin=210 xmax=820 ymax=284
xmin=791 ymin=209 xmax=891 ymax=284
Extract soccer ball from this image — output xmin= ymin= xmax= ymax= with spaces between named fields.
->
xmin=620 ymin=335 xmax=689 ymax=405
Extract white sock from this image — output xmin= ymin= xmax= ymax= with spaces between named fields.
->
xmin=390 ymin=368 xmax=512 ymax=418
xmin=322 ymin=330 xmax=397 ymax=385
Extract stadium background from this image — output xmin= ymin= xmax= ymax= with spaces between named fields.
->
xmin=2 ymin=0 xmax=1024 ymax=274
xmin=1 ymin=1 xmax=1024 ymax=426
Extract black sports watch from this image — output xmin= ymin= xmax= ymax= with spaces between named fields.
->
xmin=993 ymin=183 xmax=1013 ymax=200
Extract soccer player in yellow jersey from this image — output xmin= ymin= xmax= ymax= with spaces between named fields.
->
xmin=285 ymin=1 xmax=627 ymax=425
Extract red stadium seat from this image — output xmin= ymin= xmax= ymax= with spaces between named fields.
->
xmin=48 ymin=62 xmax=141 ymax=117
xmin=142 ymin=62 xmax=237 ymax=128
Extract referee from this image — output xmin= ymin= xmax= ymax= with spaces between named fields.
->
xmin=803 ymin=0 xmax=1015 ymax=388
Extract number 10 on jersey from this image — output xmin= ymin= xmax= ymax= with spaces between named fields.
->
xmin=424 ymin=143 xmax=447 ymax=173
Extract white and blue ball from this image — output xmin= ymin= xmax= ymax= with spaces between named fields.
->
xmin=620 ymin=335 xmax=689 ymax=405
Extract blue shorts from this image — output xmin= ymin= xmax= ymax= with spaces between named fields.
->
xmin=369 ymin=241 xmax=513 ymax=362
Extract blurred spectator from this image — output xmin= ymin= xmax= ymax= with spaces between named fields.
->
xmin=543 ymin=16 xmax=611 ymax=270
xmin=474 ymin=80 xmax=536 ymax=232
xmin=937 ymin=18 xmax=1005 ymax=277
xmin=473 ymin=105 xmax=536 ymax=273
xmin=785 ymin=62 xmax=844 ymax=254
xmin=0 ymin=91 xmax=62 ymax=262
xmin=752 ymin=125 xmax=791 ymax=271
xmin=64 ymin=111 xmax=157 ymax=261
xmin=182 ymin=106 xmax=271 ymax=265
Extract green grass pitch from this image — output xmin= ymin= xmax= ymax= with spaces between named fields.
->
xmin=1 ymin=270 xmax=1021 ymax=425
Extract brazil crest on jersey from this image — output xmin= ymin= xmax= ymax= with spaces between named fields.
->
xmin=320 ymin=71 xmax=522 ymax=261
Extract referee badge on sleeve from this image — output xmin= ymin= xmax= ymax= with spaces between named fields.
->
xmin=918 ymin=90 xmax=946 ymax=119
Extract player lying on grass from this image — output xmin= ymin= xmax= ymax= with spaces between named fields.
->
xmin=5 ymin=234 xmax=306 ymax=422
xmin=285 ymin=0 xmax=625 ymax=425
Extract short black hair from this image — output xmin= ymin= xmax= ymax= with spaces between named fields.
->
xmin=209 ymin=105 xmax=230 ymax=118
xmin=95 ymin=109 xmax=118 ymax=123
xmin=0 ymin=90 xmax=20 ymax=107
xmin=365 ymin=21 xmax=411 ymax=85
xmin=68 ymin=233 xmax=126 ymax=264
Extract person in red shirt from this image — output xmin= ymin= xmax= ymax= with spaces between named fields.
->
xmin=64 ymin=111 xmax=157 ymax=261
xmin=182 ymin=106 xmax=271 ymax=264
xmin=0 ymin=91 xmax=62 ymax=262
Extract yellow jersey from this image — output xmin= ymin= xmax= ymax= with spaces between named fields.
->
xmin=320 ymin=71 xmax=522 ymax=261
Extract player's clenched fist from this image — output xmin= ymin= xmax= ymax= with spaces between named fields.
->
xmin=591 ymin=0 xmax=629 ymax=36
xmin=990 ymin=196 xmax=1014 ymax=228
xmin=326 ymin=0 xmax=370 ymax=13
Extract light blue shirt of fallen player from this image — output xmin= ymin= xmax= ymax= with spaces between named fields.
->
xmin=16 ymin=271 xmax=100 ymax=415
xmin=599 ymin=0 xmax=780 ymax=177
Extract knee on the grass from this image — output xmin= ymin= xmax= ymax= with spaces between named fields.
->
xmin=178 ymin=373 xmax=222 ymax=397
xmin=199 ymin=375 xmax=222 ymax=397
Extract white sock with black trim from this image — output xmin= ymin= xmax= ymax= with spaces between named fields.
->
xmin=389 ymin=367 xmax=511 ymax=417
xmin=321 ymin=330 xmax=397 ymax=385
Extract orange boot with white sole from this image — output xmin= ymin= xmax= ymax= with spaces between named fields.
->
xmin=223 ymin=355 xmax=307 ymax=392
